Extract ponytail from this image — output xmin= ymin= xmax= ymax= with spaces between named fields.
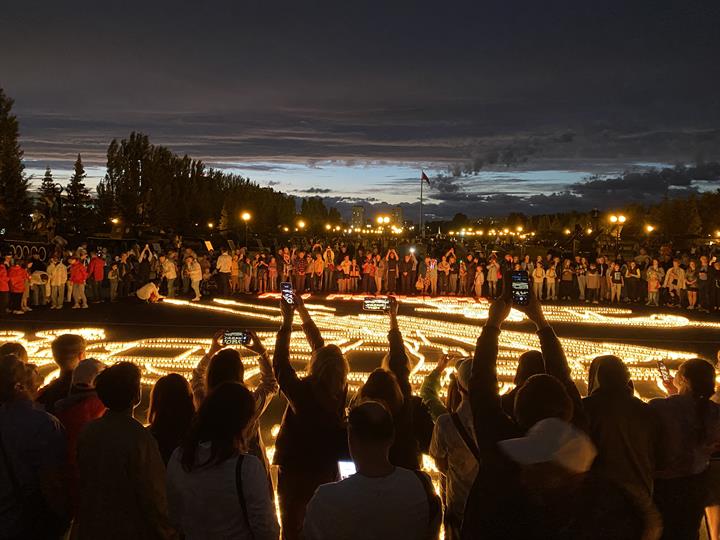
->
xmin=679 ymin=358 xmax=716 ymax=442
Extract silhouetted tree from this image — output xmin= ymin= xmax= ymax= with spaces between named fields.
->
xmin=0 ymin=88 xmax=31 ymax=230
xmin=66 ymin=154 xmax=91 ymax=233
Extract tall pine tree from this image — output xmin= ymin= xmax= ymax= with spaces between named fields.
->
xmin=38 ymin=166 xmax=58 ymax=216
xmin=0 ymin=88 xmax=31 ymax=230
xmin=66 ymin=154 xmax=91 ymax=233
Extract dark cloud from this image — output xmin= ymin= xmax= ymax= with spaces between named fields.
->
xmin=3 ymin=0 xmax=720 ymax=213
xmin=296 ymin=187 xmax=333 ymax=194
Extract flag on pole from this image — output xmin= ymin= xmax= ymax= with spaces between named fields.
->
xmin=421 ymin=170 xmax=431 ymax=186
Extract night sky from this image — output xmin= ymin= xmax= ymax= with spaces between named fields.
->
xmin=2 ymin=0 xmax=719 ymax=219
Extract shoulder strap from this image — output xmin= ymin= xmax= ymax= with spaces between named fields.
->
xmin=235 ymin=454 xmax=254 ymax=538
xmin=413 ymin=469 xmax=441 ymax=528
xmin=450 ymin=412 xmax=481 ymax=463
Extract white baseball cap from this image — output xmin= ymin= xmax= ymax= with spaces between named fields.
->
xmin=498 ymin=417 xmax=597 ymax=474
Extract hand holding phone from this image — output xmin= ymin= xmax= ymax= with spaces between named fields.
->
xmin=222 ymin=330 xmax=251 ymax=347
xmin=281 ymin=282 xmax=294 ymax=305
xmin=511 ymin=270 xmax=530 ymax=306
xmin=363 ymin=297 xmax=390 ymax=312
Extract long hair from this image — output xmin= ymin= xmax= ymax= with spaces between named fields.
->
xmin=149 ymin=374 xmax=195 ymax=450
xmin=308 ymin=344 xmax=349 ymax=400
xmin=358 ymin=368 xmax=404 ymax=416
xmin=181 ymin=382 xmax=255 ymax=472
xmin=206 ymin=349 xmax=244 ymax=391
xmin=679 ymin=358 xmax=717 ymax=442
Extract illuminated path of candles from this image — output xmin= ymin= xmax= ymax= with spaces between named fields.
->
xmin=4 ymin=294 xmax=719 ymax=402
xmin=3 ymin=294 xmax=719 ymax=522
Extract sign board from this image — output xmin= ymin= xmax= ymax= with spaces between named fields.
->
xmin=204 ymin=240 xmax=214 ymax=252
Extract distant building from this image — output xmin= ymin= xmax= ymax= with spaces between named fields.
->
xmin=351 ymin=206 xmax=365 ymax=229
xmin=391 ymin=206 xmax=403 ymax=224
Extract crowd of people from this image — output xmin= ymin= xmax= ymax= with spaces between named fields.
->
xmin=1 ymin=289 xmax=720 ymax=539
xmin=2 ymin=238 xmax=720 ymax=315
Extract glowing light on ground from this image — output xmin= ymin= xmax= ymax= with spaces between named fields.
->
xmin=5 ymin=296 xmax=708 ymax=400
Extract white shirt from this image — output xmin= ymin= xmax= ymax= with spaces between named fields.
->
xmin=303 ymin=467 xmax=432 ymax=540
xmin=47 ymin=262 xmax=67 ymax=286
xmin=430 ymin=400 xmax=479 ymax=519
xmin=166 ymin=447 xmax=279 ymax=540
xmin=216 ymin=253 xmax=233 ymax=273
xmin=136 ymin=282 xmax=160 ymax=301
xmin=162 ymin=259 xmax=177 ymax=280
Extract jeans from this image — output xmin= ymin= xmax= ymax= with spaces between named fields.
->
xmin=191 ymin=279 xmax=201 ymax=299
xmin=109 ymin=280 xmax=118 ymax=302
xmin=217 ymin=272 xmax=230 ymax=296
xmin=51 ymin=285 xmax=65 ymax=308
xmin=31 ymin=284 xmax=46 ymax=306
xmin=165 ymin=278 xmax=175 ymax=298
xmin=88 ymin=279 xmax=102 ymax=302
xmin=545 ymin=281 xmax=556 ymax=300
xmin=533 ymin=281 xmax=543 ymax=300
xmin=72 ymin=283 xmax=87 ymax=307
xmin=487 ymin=281 xmax=497 ymax=298
xmin=577 ymin=275 xmax=586 ymax=300
xmin=449 ymin=274 xmax=458 ymax=294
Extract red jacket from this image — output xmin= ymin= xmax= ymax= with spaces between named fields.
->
xmin=87 ymin=256 xmax=105 ymax=282
xmin=0 ymin=265 xmax=8 ymax=292
xmin=69 ymin=262 xmax=88 ymax=284
xmin=8 ymin=265 xmax=28 ymax=293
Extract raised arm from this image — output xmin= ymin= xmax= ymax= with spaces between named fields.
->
xmin=191 ymin=330 xmax=224 ymax=407
xmin=243 ymin=331 xmax=279 ymax=415
xmin=469 ymin=299 xmax=518 ymax=456
xmin=517 ymin=294 xmax=587 ymax=431
xmin=386 ymin=297 xmax=412 ymax=397
xmin=420 ymin=354 xmax=452 ymax=422
xmin=294 ymin=294 xmax=325 ymax=351
xmin=272 ymin=297 xmax=303 ymax=399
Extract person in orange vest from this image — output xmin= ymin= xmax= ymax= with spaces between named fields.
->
xmin=0 ymin=258 xmax=9 ymax=316
xmin=69 ymin=257 xmax=89 ymax=309
xmin=87 ymin=252 xmax=106 ymax=303
xmin=8 ymin=259 xmax=29 ymax=315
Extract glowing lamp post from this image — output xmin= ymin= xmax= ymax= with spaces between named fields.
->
xmin=241 ymin=211 xmax=251 ymax=247
xmin=609 ymin=214 xmax=627 ymax=253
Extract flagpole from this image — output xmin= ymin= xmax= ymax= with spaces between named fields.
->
xmin=420 ymin=171 xmax=424 ymax=239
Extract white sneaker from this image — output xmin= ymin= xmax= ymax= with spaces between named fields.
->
xmin=12 ymin=310 xmax=24 ymax=315
xmin=192 ymin=297 xmax=201 ymax=302
xmin=72 ymin=305 xmax=80 ymax=309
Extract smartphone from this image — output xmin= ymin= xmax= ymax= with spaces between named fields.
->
xmin=338 ymin=460 xmax=356 ymax=480
xmin=363 ymin=297 xmax=391 ymax=311
xmin=656 ymin=359 xmax=671 ymax=381
xmin=511 ymin=270 xmax=530 ymax=306
xmin=281 ymin=282 xmax=294 ymax=304
xmin=222 ymin=330 xmax=251 ymax=347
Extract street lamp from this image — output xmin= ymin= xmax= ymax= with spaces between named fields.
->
xmin=325 ymin=223 xmax=331 ymax=231
xmin=297 ymin=219 xmax=306 ymax=230
xmin=241 ymin=211 xmax=251 ymax=246
xmin=609 ymin=214 xmax=627 ymax=253
xmin=645 ymin=224 xmax=655 ymax=233
xmin=110 ymin=217 xmax=120 ymax=225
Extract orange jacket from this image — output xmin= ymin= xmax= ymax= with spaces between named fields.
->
xmin=69 ymin=262 xmax=88 ymax=284
xmin=8 ymin=265 xmax=28 ymax=293
xmin=0 ymin=265 xmax=9 ymax=292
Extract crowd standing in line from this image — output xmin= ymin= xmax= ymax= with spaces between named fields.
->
xmin=2 ymin=285 xmax=720 ymax=537
xmin=2 ymin=239 xmax=719 ymax=316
